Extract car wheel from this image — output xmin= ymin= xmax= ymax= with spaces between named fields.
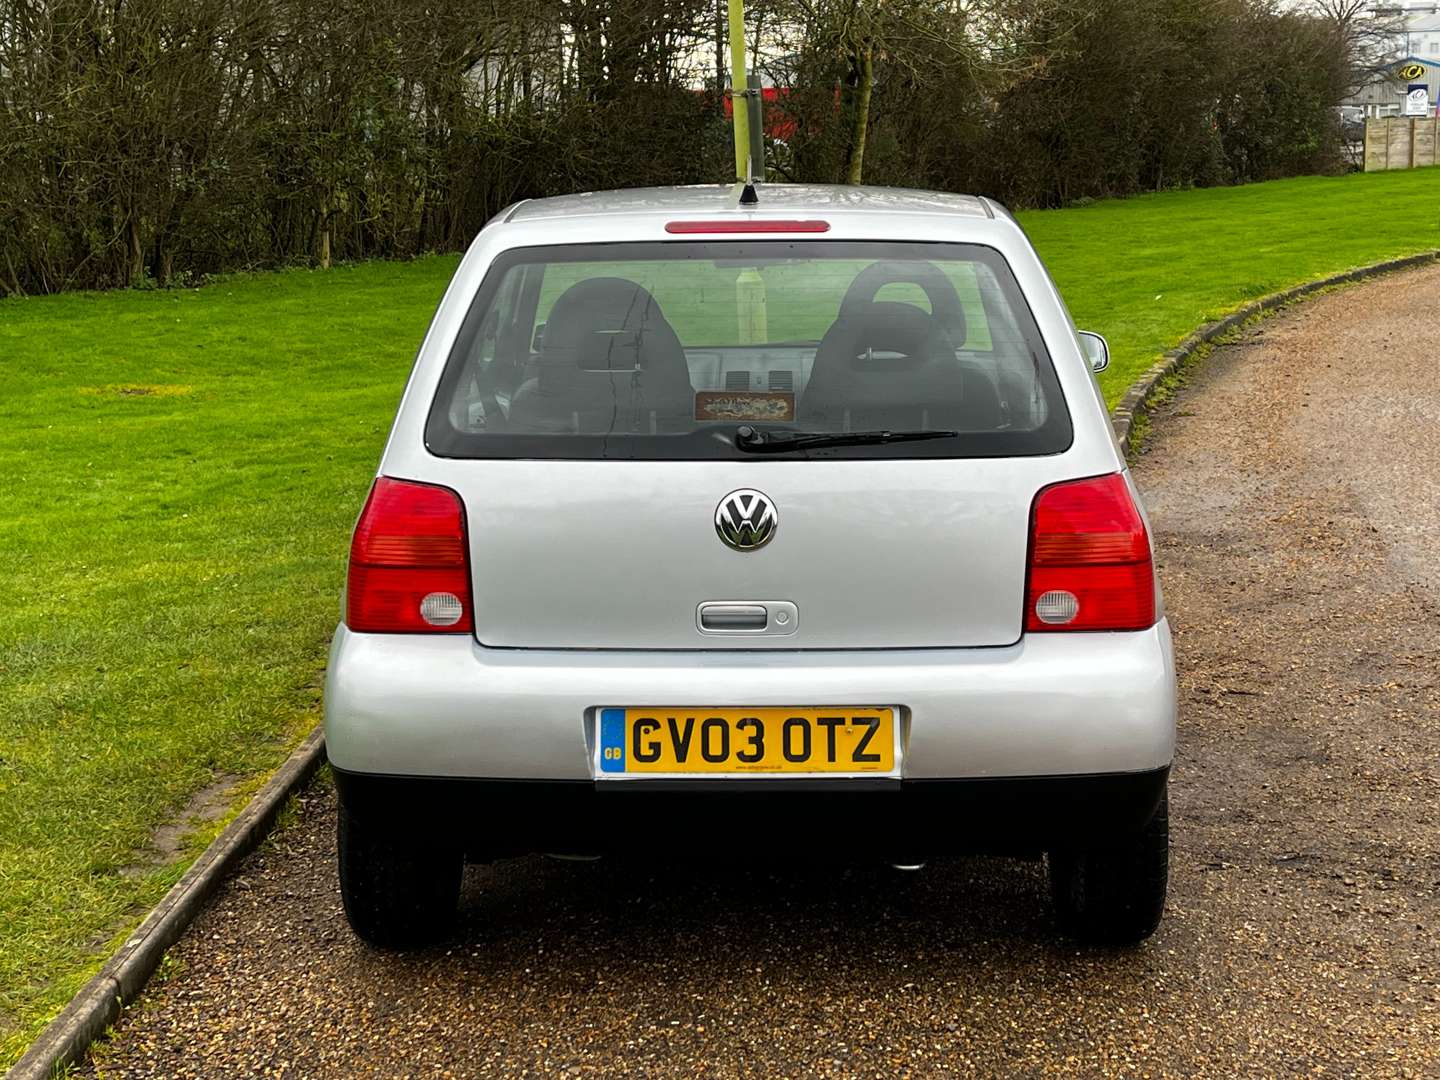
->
xmin=337 ymin=799 xmax=463 ymax=948
xmin=1048 ymin=792 xmax=1168 ymax=945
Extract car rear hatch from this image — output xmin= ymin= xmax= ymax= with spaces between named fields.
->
xmin=418 ymin=236 xmax=1075 ymax=650
xmin=444 ymin=458 xmax=1058 ymax=649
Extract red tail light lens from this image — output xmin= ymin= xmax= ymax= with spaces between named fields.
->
xmin=1025 ymin=473 xmax=1155 ymax=632
xmin=346 ymin=477 xmax=473 ymax=634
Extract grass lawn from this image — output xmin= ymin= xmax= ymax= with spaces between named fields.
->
xmin=2 ymin=165 xmax=1437 ymax=1066
xmin=1021 ymin=168 xmax=1440 ymax=404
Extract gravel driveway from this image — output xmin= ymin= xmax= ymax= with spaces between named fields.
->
xmin=81 ymin=267 xmax=1440 ymax=1078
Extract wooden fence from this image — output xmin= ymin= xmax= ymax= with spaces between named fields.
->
xmin=1364 ymin=116 xmax=1439 ymax=171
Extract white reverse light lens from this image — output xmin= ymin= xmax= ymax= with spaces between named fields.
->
xmin=1034 ymin=589 xmax=1079 ymax=625
xmin=419 ymin=591 xmax=464 ymax=627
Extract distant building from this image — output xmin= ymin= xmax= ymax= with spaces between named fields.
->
xmin=1346 ymin=4 xmax=1440 ymax=116
xmin=1374 ymin=2 xmax=1440 ymax=55
xmin=1349 ymin=55 xmax=1439 ymax=117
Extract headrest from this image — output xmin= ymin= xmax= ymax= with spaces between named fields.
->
xmin=542 ymin=277 xmax=671 ymax=372
xmin=834 ymin=301 xmax=941 ymax=370
xmin=839 ymin=260 xmax=966 ymax=344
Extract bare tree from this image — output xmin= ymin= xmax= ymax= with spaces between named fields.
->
xmin=1310 ymin=0 xmax=1405 ymax=94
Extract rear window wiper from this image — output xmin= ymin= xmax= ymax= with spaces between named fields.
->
xmin=734 ymin=426 xmax=960 ymax=453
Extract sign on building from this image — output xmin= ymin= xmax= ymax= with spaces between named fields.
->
xmin=1404 ymin=83 xmax=1431 ymax=117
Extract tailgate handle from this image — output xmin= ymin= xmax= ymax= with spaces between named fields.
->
xmin=699 ymin=603 xmax=768 ymax=631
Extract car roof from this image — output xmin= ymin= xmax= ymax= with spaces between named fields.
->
xmin=503 ymin=184 xmax=994 ymax=224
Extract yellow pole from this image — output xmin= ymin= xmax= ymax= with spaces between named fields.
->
xmin=736 ymin=268 xmax=768 ymax=344
xmin=727 ymin=0 xmax=750 ymax=181
xmin=728 ymin=0 xmax=764 ymax=343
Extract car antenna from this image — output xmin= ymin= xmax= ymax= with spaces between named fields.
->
xmin=740 ymin=154 xmax=759 ymax=205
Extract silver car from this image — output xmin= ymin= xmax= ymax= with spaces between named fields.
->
xmin=325 ymin=184 xmax=1175 ymax=948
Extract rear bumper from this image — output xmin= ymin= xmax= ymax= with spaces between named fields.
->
xmin=324 ymin=619 xmax=1175 ymax=781
xmin=333 ymin=766 xmax=1170 ymax=857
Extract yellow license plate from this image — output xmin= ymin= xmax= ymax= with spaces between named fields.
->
xmin=596 ymin=707 xmax=897 ymax=776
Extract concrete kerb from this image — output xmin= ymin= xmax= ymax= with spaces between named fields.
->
xmin=8 ymin=247 xmax=1440 ymax=1080
xmin=5 ymin=726 xmax=327 ymax=1080
xmin=1111 ymin=250 xmax=1440 ymax=456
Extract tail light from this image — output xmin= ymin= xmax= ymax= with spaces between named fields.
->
xmin=345 ymin=477 xmax=473 ymax=634
xmin=1025 ymin=473 xmax=1155 ymax=632
xmin=664 ymin=219 xmax=830 ymax=233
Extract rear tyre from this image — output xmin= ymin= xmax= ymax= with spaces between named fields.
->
xmin=337 ymin=800 xmax=463 ymax=948
xmin=1048 ymin=792 xmax=1168 ymax=945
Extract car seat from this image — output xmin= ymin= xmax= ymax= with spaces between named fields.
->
xmin=799 ymin=299 xmax=1002 ymax=432
xmin=507 ymin=278 xmax=695 ymax=434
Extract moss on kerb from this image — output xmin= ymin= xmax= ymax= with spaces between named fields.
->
xmin=1115 ymin=250 xmax=1440 ymax=458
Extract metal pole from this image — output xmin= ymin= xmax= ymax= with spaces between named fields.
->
xmin=746 ymin=73 xmax=765 ymax=179
xmin=727 ymin=0 xmax=750 ymax=180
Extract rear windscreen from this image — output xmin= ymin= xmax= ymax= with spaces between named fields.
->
xmin=425 ymin=240 xmax=1071 ymax=460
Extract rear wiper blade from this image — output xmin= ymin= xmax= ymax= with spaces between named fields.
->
xmin=734 ymin=426 xmax=960 ymax=453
